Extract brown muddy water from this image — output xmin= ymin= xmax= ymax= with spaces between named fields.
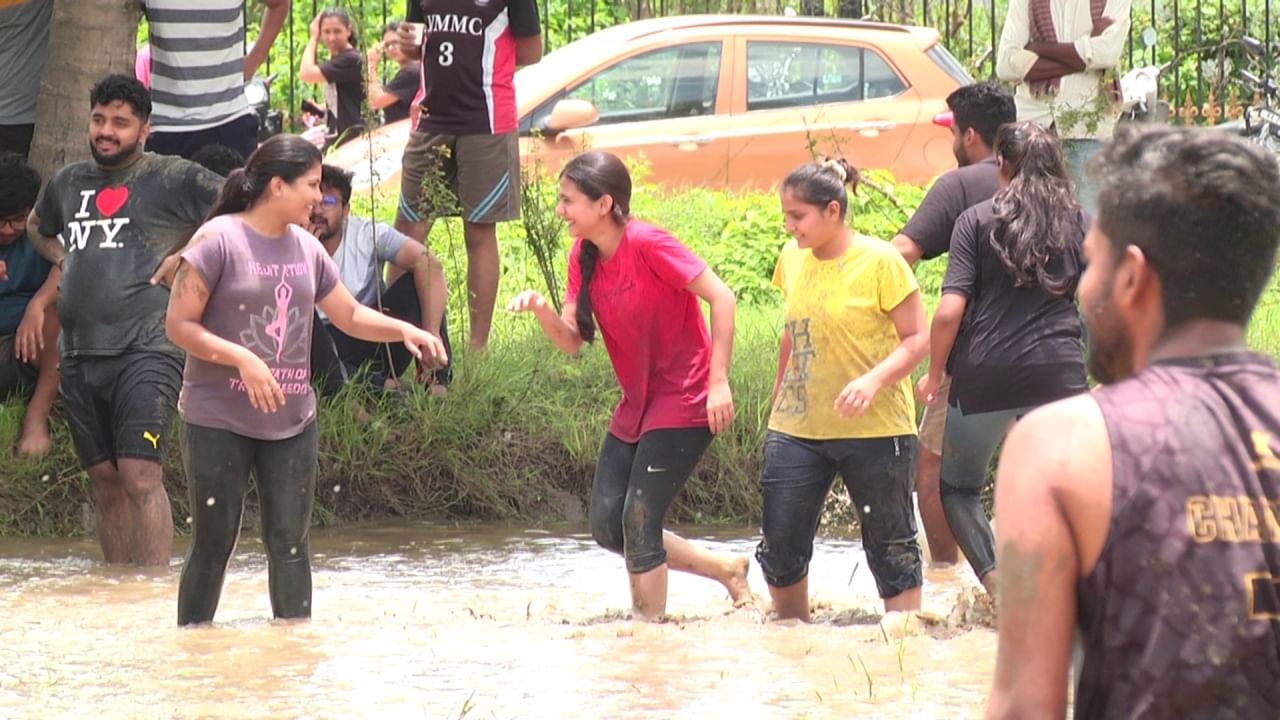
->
xmin=0 ymin=524 xmax=995 ymax=719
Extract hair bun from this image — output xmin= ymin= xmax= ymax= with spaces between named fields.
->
xmin=822 ymin=158 xmax=848 ymax=183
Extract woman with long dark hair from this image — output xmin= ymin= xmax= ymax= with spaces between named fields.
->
xmin=507 ymin=151 xmax=751 ymax=621
xmin=916 ymin=121 xmax=1089 ymax=596
xmin=757 ymin=158 xmax=929 ymax=621
xmin=299 ymin=7 xmax=367 ymax=147
xmin=166 ymin=135 xmax=446 ymax=625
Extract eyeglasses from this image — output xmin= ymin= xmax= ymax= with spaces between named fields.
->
xmin=0 ymin=213 xmax=28 ymax=230
xmin=319 ymin=194 xmax=341 ymax=208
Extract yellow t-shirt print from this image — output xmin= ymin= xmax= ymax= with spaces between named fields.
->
xmin=768 ymin=235 xmax=919 ymax=440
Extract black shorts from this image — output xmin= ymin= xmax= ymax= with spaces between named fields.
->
xmin=60 ymin=351 xmax=183 ymax=468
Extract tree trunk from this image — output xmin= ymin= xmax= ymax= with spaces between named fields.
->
xmin=28 ymin=0 xmax=141 ymax=184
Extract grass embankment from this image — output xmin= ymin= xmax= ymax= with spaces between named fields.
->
xmin=0 ymin=172 xmax=1276 ymax=536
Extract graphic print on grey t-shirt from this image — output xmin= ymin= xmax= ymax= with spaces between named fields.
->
xmin=35 ymin=153 xmax=223 ymax=358
xmin=240 ymin=265 xmax=310 ymax=365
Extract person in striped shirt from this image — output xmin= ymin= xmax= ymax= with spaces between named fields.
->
xmin=142 ymin=0 xmax=290 ymax=162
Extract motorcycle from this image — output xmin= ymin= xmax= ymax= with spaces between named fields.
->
xmin=1118 ymin=29 xmax=1171 ymax=125
xmin=244 ymin=73 xmax=283 ymax=142
xmin=1219 ymin=36 xmax=1280 ymax=155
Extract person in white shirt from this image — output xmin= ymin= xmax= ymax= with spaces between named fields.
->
xmin=996 ymin=0 xmax=1130 ymax=213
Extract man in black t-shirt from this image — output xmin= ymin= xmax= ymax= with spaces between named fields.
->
xmin=397 ymin=0 xmax=542 ymax=351
xmin=889 ymin=82 xmax=1015 ymax=566
xmin=28 ymin=75 xmax=223 ymax=567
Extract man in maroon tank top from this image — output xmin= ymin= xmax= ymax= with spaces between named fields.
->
xmin=986 ymin=125 xmax=1280 ymax=718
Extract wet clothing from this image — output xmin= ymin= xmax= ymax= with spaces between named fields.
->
xmin=939 ymin=403 xmax=1035 ymax=579
xmin=757 ymin=431 xmax=921 ymax=598
xmin=406 ymin=0 xmax=541 ymax=135
xmin=769 ymin=236 xmax=919 ymax=440
xmin=1074 ymin=352 xmax=1280 ymax=719
xmin=177 ymin=420 xmax=318 ymax=626
xmin=178 ymin=216 xmax=339 ymax=440
xmin=565 ymin=220 xmax=712 ymax=443
xmin=60 ymin=351 xmax=182 ymax=467
xmin=941 ymin=199 xmax=1088 ymax=414
xmin=0 ymin=231 xmax=51 ymax=336
xmin=589 ymin=427 xmax=713 ymax=574
xmin=383 ymin=62 xmax=421 ymax=124
xmin=761 ymin=235 xmax=923 ymax=599
xmin=897 ymin=157 xmax=1000 ymax=261
xmin=320 ymin=47 xmax=366 ymax=144
xmin=397 ymin=129 xmax=520 ymax=223
xmin=35 ymin=153 xmax=223 ymax=359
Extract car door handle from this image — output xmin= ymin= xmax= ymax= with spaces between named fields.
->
xmin=669 ymin=135 xmax=714 ymax=147
xmin=851 ymin=120 xmax=898 ymax=132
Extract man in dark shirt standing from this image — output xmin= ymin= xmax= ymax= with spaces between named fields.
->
xmin=986 ymin=127 xmax=1280 ymax=717
xmin=28 ymin=75 xmax=223 ymax=567
xmin=398 ymin=0 xmax=542 ymax=352
xmin=890 ymin=82 xmax=1016 ymax=566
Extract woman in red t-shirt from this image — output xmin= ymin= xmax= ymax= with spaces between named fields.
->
xmin=508 ymin=151 xmax=752 ymax=620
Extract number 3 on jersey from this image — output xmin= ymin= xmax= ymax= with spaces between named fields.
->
xmin=438 ymin=41 xmax=454 ymax=67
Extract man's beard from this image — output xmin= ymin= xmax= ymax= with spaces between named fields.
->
xmin=1084 ymin=295 xmax=1136 ymax=385
xmin=311 ymin=219 xmax=338 ymax=243
xmin=89 ymin=137 xmax=141 ymax=167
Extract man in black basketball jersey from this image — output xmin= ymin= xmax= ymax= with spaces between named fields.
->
xmin=986 ymin=126 xmax=1280 ymax=718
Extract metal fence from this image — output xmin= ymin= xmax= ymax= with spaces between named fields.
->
xmin=257 ymin=0 xmax=1276 ymax=129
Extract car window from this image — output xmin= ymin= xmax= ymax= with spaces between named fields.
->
xmin=527 ymin=42 xmax=722 ymax=131
xmin=746 ymin=42 xmax=907 ymax=112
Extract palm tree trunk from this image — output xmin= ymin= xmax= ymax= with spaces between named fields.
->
xmin=28 ymin=0 xmax=141 ymax=183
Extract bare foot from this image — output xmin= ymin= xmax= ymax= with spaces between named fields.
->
xmin=724 ymin=555 xmax=754 ymax=606
xmin=16 ymin=423 xmax=51 ymax=456
xmin=429 ymin=384 xmax=448 ymax=398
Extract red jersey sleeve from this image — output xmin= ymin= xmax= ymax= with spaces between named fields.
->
xmin=633 ymin=222 xmax=707 ymax=291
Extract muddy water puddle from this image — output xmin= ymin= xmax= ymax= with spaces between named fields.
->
xmin=0 ymin=524 xmax=994 ymax=719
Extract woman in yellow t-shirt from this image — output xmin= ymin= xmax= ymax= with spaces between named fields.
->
xmin=757 ymin=159 xmax=930 ymax=620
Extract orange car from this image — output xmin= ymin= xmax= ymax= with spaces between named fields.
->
xmin=330 ymin=14 xmax=972 ymax=196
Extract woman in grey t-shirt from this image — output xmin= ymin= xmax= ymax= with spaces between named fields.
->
xmin=165 ymin=135 xmax=446 ymax=626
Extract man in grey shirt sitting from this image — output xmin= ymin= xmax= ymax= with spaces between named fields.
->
xmin=308 ymin=164 xmax=451 ymax=395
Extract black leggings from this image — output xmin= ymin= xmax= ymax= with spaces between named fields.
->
xmin=589 ymin=427 xmax=713 ymax=573
xmin=177 ymin=422 xmax=318 ymax=626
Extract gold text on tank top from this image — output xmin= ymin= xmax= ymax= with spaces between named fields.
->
xmin=1186 ymin=495 xmax=1280 ymax=544
xmin=1244 ymin=572 xmax=1280 ymax=620
xmin=1252 ymin=431 xmax=1280 ymax=470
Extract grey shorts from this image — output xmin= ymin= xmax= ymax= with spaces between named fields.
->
xmin=398 ymin=130 xmax=521 ymax=225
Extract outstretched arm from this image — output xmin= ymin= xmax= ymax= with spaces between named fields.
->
xmin=507 ymin=291 xmax=585 ymax=355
